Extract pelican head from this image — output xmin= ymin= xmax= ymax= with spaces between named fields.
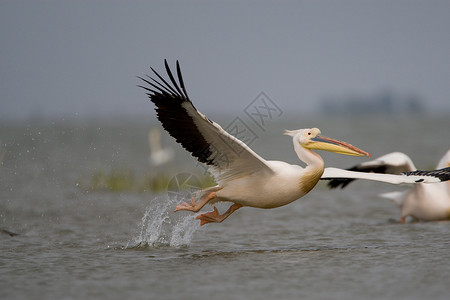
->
xmin=284 ymin=128 xmax=370 ymax=157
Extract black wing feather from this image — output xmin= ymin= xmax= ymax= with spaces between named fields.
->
xmin=150 ymin=66 xmax=181 ymax=96
xmin=164 ymin=60 xmax=184 ymax=98
xmin=325 ymin=165 xmax=387 ymax=189
xmin=136 ymin=76 xmax=167 ymax=95
xmin=403 ymin=167 xmax=450 ymax=182
xmin=176 ymin=61 xmax=190 ymax=99
xmin=138 ymin=60 xmax=215 ymax=165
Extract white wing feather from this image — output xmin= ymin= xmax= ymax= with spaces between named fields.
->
xmin=182 ymin=102 xmax=274 ymax=183
xmin=322 ymin=167 xmax=442 ymax=185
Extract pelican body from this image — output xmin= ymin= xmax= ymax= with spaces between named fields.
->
xmin=327 ymin=150 xmax=450 ymax=222
xmin=139 ymin=60 xmax=450 ymax=225
xmin=208 ymin=128 xmax=368 ymax=210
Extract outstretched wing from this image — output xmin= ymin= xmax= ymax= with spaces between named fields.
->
xmin=325 ymin=152 xmax=417 ymax=189
xmin=321 ymin=167 xmax=450 ymax=185
xmin=436 ymin=150 xmax=450 ymax=169
xmin=138 ymin=60 xmax=274 ymax=183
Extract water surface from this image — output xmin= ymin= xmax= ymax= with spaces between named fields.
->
xmin=1 ymin=115 xmax=449 ymax=299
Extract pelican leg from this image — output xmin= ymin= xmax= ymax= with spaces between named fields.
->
xmin=174 ymin=190 xmax=218 ymax=213
xmin=195 ymin=203 xmax=243 ymax=226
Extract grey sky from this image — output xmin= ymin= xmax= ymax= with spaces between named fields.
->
xmin=1 ymin=0 xmax=449 ymax=121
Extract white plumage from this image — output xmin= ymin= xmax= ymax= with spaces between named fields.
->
xmin=139 ymin=60 xmax=450 ymax=225
xmin=327 ymin=150 xmax=450 ymax=222
xmin=148 ymin=128 xmax=174 ymax=166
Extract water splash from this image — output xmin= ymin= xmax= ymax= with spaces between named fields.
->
xmin=132 ymin=191 xmax=201 ymax=248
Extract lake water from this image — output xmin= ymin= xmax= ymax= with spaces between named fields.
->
xmin=1 ymin=114 xmax=449 ymax=299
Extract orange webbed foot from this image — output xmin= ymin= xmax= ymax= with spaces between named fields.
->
xmin=174 ymin=197 xmax=198 ymax=212
xmin=174 ymin=190 xmax=219 ymax=213
xmin=195 ymin=204 xmax=242 ymax=226
xmin=195 ymin=207 xmax=221 ymax=226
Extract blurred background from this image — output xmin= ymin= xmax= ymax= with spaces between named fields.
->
xmin=2 ymin=2 xmax=450 ymax=299
xmin=1 ymin=0 xmax=449 ymax=121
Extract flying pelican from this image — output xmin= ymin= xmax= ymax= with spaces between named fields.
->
xmin=326 ymin=150 xmax=450 ymax=222
xmin=138 ymin=60 xmax=450 ymax=225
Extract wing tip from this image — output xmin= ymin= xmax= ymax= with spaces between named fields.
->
xmin=403 ymin=167 xmax=450 ymax=182
xmin=138 ymin=59 xmax=192 ymax=104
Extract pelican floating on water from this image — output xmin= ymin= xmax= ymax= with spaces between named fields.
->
xmin=148 ymin=127 xmax=174 ymax=167
xmin=139 ymin=60 xmax=450 ymax=225
xmin=326 ymin=150 xmax=450 ymax=222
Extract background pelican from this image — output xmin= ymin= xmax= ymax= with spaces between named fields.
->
xmin=139 ymin=60 xmax=450 ymax=225
xmin=326 ymin=150 xmax=450 ymax=222
xmin=148 ymin=127 xmax=174 ymax=167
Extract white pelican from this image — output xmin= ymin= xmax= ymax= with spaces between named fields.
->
xmin=148 ymin=127 xmax=174 ymax=166
xmin=138 ymin=60 xmax=450 ymax=225
xmin=326 ymin=150 xmax=450 ymax=222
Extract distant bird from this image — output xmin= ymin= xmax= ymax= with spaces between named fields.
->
xmin=0 ymin=139 xmax=5 ymax=165
xmin=326 ymin=150 xmax=450 ymax=222
xmin=0 ymin=228 xmax=19 ymax=237
xmin=139 ymin=60 xmax=450 ymax=225
xmin=148 ymin=127 xmax=174 ymax=166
